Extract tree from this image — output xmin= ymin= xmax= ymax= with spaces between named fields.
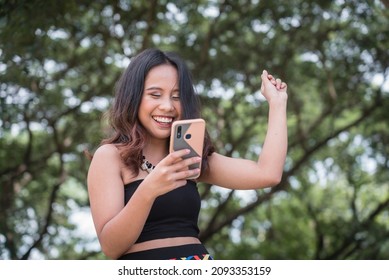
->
xmin=1 ymin=0 xmax=388 ymax=259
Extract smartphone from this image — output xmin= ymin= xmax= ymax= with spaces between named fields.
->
xmin=169 ymin=118 xmax=205 ymax=179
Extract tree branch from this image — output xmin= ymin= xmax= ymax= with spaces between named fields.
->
xmin=200 ymin=100 xmax=382 ymax=242
xmin=325 ymin=197 xmax=389 ymax=259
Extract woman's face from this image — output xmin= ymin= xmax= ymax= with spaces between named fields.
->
xmin=138 ymin=64 xmax=182 ymax=141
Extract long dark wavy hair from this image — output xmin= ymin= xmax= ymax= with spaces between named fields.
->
xmin=101 ymin=48 xmax=215 ymax=176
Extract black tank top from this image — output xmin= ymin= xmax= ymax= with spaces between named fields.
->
xmin=124 ymin=180 xmax=201 ymax=243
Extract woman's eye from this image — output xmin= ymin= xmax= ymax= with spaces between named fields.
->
xmin=150 ymin=93 xmax=161 ymax=98
xmin=172 ymin=95 xmax=180 ymax=100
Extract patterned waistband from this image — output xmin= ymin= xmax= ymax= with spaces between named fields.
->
xmin=170 ymin=254 xmax=213 ymax=260
xmin=118 ymin=244 xmax=214 ymax=260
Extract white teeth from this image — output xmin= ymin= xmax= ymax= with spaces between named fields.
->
xmin=153 ymin=116 xmax=173 ymax=123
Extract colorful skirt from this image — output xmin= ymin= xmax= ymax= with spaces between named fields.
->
xmin=118 ymin=244 xmax=213 ymax=260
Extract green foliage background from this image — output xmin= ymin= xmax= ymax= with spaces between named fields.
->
xmin=1 ymin=0 xmax=388 ymax=259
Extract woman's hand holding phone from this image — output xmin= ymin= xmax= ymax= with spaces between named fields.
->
xmin=140 ymin=150 xmax=201 ymax=200
xmin=169 ymin=119 xmax=205 ymax=179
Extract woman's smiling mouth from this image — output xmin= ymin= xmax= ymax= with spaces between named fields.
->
xmin=152 ymin=116 xmax=175 ymax=127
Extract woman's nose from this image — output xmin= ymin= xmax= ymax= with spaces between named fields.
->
xmin=159 ymin=96 xmax=174 ymax=111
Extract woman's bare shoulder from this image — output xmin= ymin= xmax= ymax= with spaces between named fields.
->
xmin=88 ymin=144 xmax=123 ymax=169
xmin=93 ymin=143 xmax=120 ymax=158
xmin=88 ymin=144 xmax=124 ymax=186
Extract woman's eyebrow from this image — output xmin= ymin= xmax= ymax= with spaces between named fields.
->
xmin=145 ymin=86 xmax=162 ymax=91
xmin=145 ymin=86 xmax=180 ymax=92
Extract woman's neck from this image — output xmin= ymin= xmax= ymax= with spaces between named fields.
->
xmin=142 ymin=138 xmax=169 ymax=165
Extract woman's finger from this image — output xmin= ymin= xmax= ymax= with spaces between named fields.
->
xmin=163 ymin=149 xmax=190 ymax=165
xmin=172 ymin=156 xmax=201 ymax=172
xmin=276 ymin=78 xmax=282 ymax=89
xmin=175 ymin=168 xmax=201 ymax=181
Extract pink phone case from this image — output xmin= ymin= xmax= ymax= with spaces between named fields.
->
xmin=169 ymin=118 xmax=205 ymax=179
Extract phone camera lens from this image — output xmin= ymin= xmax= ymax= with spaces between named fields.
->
xmin=177 ymin=126 xmax=182 ymax=138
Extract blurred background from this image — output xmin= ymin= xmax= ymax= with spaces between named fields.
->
xmin=1 ymin=0 xmax=388 ymax=260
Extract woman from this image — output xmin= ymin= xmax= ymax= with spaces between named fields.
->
xmin=87 ymin=48 xmax=288 ymax=260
